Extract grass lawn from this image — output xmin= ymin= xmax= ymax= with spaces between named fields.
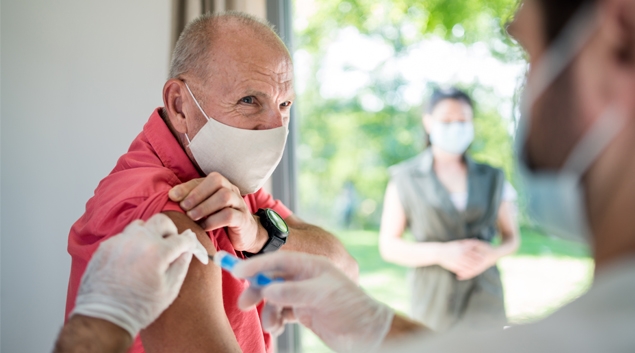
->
xmin=299 ymin=228 xmax=594 ymax=352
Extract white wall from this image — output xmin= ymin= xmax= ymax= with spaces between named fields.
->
xmin=1 ymin=1 xmax=171 ymax=351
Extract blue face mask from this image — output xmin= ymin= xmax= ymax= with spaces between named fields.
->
xmin=516 ymin=4 xmax=626 ymax=243
xmin=429 ymin=121 xmax=474 ymax=155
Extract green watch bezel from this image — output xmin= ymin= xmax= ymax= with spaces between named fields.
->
xmin=244 ymin=208 xmax=289 ymax=257
xmin=266 ymin=208 xmax=289 ymax=234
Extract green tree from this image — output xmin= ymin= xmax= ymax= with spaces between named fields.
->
xmin=294 ymin=0 xmax=525 ymax=229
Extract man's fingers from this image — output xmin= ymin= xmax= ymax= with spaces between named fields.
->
xmin=169 ymin=178 xmax=203 ymax=203
xmin=175 ymin=173 xmax=236 ymax=212
xmin=198 ymin=208 xmax=239 ymax=232
xmin=187 ymin=188 xmax=243 ymax=221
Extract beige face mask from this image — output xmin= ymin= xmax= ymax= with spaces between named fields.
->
xmin=184 ymin=83 xmax=288 ymax=195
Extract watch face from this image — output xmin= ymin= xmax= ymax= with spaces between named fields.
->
xmin=267 ymin=209 xmax=289 ymax=233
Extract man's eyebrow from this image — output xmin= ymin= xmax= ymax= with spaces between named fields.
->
xmin=243 ymin=90 xmax=270 ymax=99
xmin=242 ymin=90 xmax=296 ymax=102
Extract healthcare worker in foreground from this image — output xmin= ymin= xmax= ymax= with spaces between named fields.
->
xmin=54 ymin=214 xmax=208 ymax=352
xmin=232 ymin=0 xmax=635 ymax=352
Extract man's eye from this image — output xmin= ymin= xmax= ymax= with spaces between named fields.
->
xmin=240 ymin=96 xmax=255 ymax=104
xmin=281 ymin=101 xmax=292 ymax=107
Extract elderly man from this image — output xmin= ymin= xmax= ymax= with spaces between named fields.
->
xmin=65 ymin=11 xmax=357 ymax=353
xmin=232 ymin=0 xmax=635 ymax=352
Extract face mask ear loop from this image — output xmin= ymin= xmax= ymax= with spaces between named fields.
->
xmin=183 ymin=82 xmax=212 ymax=147
xmin=184 ymin=82 xmax=211 ymax=122
xmin=518 ymin=3 xmax=601 ymax=171
xmin=561 ymin=107 xmax=627 ymax=175
xmin=525 ymin=2 xmax=599 ymax=105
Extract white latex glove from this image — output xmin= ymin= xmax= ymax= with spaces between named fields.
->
xmin=233 ymin=252 xmax=394 ymax=353
xmin=71 ymin=213 xmax=208 ymax=338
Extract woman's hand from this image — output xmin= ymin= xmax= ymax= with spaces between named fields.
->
xmin=438 ymin=239 xmax=497 ymax=280
xmin=455 ymin=242 xmax=501 ymax=280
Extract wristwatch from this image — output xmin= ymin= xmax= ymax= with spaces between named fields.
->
xmin=244 ymin=208 xmax=289 ymax=257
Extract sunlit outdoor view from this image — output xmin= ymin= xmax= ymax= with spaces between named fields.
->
xmin=291 ymin=0 xmax=593 ymax=351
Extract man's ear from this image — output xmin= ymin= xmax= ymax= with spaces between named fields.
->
xmin=603 ymin=0 xmax=635 ymax=65
xmin=163 ymin=79 xmax=188 ymax=134
xmin=605 ymin=0 xmax=635 ymax=112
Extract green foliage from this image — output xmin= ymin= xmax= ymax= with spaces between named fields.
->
xmin=297 ymin=0 xmax=523 ymax=59
xmin=294 ymin=0 xmax=526 ymax=229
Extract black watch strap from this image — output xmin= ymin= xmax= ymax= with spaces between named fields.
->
xmin=244 ymin=208 xmax=289 ymax=257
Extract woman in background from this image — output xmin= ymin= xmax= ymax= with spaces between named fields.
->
xmin=379 ymin=87 xmax=520 ymax=333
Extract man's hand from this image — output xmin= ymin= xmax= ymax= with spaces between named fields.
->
xmin=71 ymin=214 xmax=209 ymax=338
xmin=170 ymin=174 xmax=360 ymax=281
xmin=169 ymin=172 xmax=267 ymax=253
xmin=233 ymin=252 xmax=394 ymax=353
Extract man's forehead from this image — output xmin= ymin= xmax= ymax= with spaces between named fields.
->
xmin=208 ymin=32 xmax=293 ymax=79
xmin=225 ymin=56 xmax=294 ymax=89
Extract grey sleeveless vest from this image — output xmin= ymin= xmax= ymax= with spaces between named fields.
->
xmin=389 ymin=149 xmax=507 ymax=333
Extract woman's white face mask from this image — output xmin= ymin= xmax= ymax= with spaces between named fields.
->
xmin=516 ymin=3 xmax=626 ymax=244
xmin=429 ymin=120 xmax=474 ymax=155
xmin=183 ymin=83 xmax=288 ymax=195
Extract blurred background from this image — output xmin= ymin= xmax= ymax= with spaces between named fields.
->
xmin=289 ymin=0 xmax=593 ymax=351
xmin=1 ymin=0 xmax=593 ymax=352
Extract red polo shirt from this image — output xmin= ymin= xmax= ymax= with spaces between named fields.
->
xmin=65 ymin=108 xmax=290 ymax=353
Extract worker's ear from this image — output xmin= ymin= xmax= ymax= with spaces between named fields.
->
xmin=604 ymin=0 xmax=635 ymax=114
xmin=422 ymin=114 xmax=434 ymax=135
xmin=162 ymin=79 xmax=189 ymax=134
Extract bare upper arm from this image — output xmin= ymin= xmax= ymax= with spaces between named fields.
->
xmin=139 ymin=211 xmax=241 ymax=353
xmin=379 ymin=182 xmax=407 ymax=242
xmin=497 ymin=200 xmax=520 ymax=245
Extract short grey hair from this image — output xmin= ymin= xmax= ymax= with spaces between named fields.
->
xmin=169 ymin=11 xmax=286 ymax=81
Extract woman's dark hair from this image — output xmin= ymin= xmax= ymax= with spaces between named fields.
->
xmin=426 ymin=87 xmax=473 ymax=114
xmin=536 ymin=0 xmax=596 ymax=44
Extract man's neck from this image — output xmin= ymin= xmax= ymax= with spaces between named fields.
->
xmin=159 ymin=108 xmax=206 ymax=177
xmin=591 ymin=177 xmax=635 ymax=270
xmin=588 ymin=117 xmax=635 ymax=271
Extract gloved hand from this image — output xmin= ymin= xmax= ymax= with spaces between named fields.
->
xmin=233 ymin=252 xmax=394 ymax=353
xmin=71 ymin=213 xmax=208 ymax=338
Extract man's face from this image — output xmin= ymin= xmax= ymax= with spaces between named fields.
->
xmin=183 ymin=27 xmax=295 ymax=140
xmin=507 ymin=0 xmax=607 ymax=171
xmin=509 ymin=0 xmax=635 ymax=253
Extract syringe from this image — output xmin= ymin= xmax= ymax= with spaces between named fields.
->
xmin=209 ymin=250 xmax=283 ymax=287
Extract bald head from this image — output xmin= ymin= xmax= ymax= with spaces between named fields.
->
xmin=162 ymin=11 xmax=295 ymax=168
xmin=169 ymin=11 xmax=290 ymax=81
